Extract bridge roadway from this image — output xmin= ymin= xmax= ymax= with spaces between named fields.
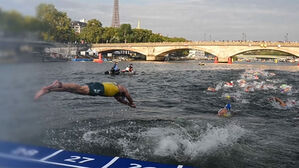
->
xmin=92 ymin=41 xmax=299 ymax=62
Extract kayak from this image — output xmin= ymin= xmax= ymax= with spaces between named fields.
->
xmin=121 ymin=71 xmax=137 ymax=75
xmin=105 ymin=70 xmax=120 ymax=75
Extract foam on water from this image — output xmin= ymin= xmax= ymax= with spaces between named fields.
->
xmin=81 ymin=122 xmax=246 ymax=162
xmin=143 ymin=123 xmax=246 ymax=161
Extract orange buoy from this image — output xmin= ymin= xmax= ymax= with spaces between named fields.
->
xmin=228 ymin=57 xmax=232 ymax=64
xmin=93 ymin=53 xmax=103 ymax=63
xmin=214 ymin=57 xmax=219 ymax=63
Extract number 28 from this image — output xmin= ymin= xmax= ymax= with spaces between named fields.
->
xmin=129 ymin=163 xmax=156 ymax=168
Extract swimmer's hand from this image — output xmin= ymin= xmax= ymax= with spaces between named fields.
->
xmin=129 ymin=103 xmax=136 ymax=108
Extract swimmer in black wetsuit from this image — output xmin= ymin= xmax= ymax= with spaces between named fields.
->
xmin=34 ymin=80 xmax=136 ymax=108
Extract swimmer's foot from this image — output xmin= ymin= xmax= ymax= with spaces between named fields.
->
xmin=34 ymin=80 xmax=62 ymax=100
xmin=44 ymin=80 xmax=62 ymax=90
xmin=34 ymin=88 xmax=50 ymax=100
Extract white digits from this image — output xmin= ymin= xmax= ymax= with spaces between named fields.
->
xmin=64 ymin=156 xmax=95 ymax=164
xmin=129 ymin=163 xmax=156 ymax=168
xmin=11 ymin=147 xmax=39 ymax=157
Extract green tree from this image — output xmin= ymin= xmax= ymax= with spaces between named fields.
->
xmin=0 ymin=8 xmax=3 ymax=30
xmin=149 ymin=33 xmax=164 ymax=42
xmin=132 ymin=29 xmax=152 ymax=42
xmin=119 ymin=24 xmax=132 ymax=43
xmin=80 ymin=19 xmax=103 ymax=43
xmin=2 ymin=10 xmax=24 ymax=33
xmin=36 ymin=3 xmax=75 ymax=42
xmin=102 ymin=27 xmax=119 ymax=43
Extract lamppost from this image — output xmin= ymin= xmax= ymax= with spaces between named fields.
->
xmin=284 ymin=33 xmax=289 ymax=42
xmin=242 ymin=33 xmax=247 ymax=41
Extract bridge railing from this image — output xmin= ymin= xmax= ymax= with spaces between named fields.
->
xmin=92 ymin=41 xmax=299 ymax=47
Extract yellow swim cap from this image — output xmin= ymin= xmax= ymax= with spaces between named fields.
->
xmin=226 ymin=95 xmax=231 ymax=99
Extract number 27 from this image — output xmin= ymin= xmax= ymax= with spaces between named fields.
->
xmin=64 ymin=156 xmax=95 ymax=164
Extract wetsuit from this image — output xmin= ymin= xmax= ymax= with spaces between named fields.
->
xmin=86 ymin=82 xmax=119 ymax=97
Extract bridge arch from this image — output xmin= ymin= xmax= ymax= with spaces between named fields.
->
xmin=94 ymin=48 xmax=147 ymax=57
xmin=155 ymin=46 xmax=218 ymax=58
xmin=229 ymin=48 xmax=299 ymax=58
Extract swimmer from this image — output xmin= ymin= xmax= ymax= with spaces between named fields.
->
xmin=245 ymin=85 xmax=253 ymax=92
xmin=218 ymin=102 xmax=231 ymax=117
xmin=225 ymin=102 xmax=231 ymax=110
xmin=207 ymin=87 xmax=216 ymax=92
xmin=218 ymin=108 xmax=228 ymax=117
xmin=224 ymin=81 xmax=234 ymax=88
xmin=34 ymin=80 xmax=136 ymax=108
xmin=237 ymin=79 xmax=246 ymax=87
xmin=269 ymin=97 xmax=286 ymax=107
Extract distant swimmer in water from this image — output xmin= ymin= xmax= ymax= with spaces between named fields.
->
xmin=218 ymin=94 xmax=236 ymax=117
xmin=218 ymin=103 xmax=231 ymax=117
xmin=218 ymin=95 xmax=232 ymax=117
xmin=245 ymin=85 xmax=254 ymax=92
xmin=207 ymin=87 xmax=216 ymax=92
xmin=269 ymin=97 xmax=286 ymax=107
xmin=34 ymin=80 xmax=136 ymax=108
xmin=224 ymin=81 xmax=234 ymax=88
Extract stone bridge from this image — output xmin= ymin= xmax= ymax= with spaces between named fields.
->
xmin=92 ymin=41 xmax=299 ymax=62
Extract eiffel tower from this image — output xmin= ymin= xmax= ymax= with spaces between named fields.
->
xmin=111 ymin=0 xmax=120 ymax=28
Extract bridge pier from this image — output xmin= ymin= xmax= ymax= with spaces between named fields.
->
xmin=218 ymin=57 xmax=229 ymax=63
xmin=146 ymin=55 xmax=165 ymax=61
xmin=146 ymin=55 xmax=156 ymax=61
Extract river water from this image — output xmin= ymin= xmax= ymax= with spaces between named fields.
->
xmin=0 ymin=61 xmax=298 ymax=168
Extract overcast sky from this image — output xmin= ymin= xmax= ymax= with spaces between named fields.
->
xmin=1 ymin=0 xmax=298 ymax=41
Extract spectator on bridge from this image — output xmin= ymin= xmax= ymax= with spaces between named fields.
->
xmin=34 ymin=80 xmax=136 ymax=108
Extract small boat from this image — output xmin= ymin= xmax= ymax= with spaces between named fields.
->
xmin=105 ymin=70 xmax=137 ymax=75
xmin=105 ymin=70 xmax=120 ymax=75
xmin=121 ymin=71 xmax=137 ymax=75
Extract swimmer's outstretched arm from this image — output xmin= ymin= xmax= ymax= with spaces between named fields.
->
xmin=274 ymin=97 xmax=286 ymax=107
xmin=114 ymin=95 xmax=136 ymax=108
xmin=115 ymin=85 xmax=136 ymax=108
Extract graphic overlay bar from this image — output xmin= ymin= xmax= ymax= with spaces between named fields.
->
xmin=0 ymin=141 xmax=194 ymax=168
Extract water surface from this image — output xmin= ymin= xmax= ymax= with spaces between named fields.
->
xmin=0 ymin=61 xmax=298 ymax=168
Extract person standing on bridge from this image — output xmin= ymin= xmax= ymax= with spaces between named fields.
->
xmin=34 ymin=80 xmax=136 ymax=108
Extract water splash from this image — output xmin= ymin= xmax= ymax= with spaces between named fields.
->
xmin=144 ymin=123 xmax=246 ymax=161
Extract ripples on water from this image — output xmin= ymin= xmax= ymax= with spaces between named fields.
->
xmin=0 ymin=61 xmax=298 ymax=168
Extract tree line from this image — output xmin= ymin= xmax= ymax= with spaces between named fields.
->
xmin=0 ymin=4 xmax=187 ymax=43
